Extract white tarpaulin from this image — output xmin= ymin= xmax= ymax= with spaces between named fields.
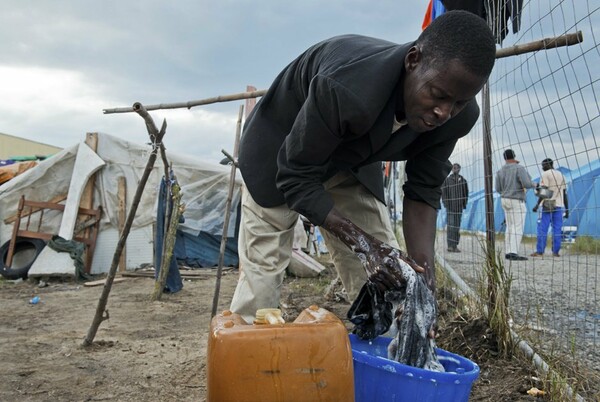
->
xmin=0 ymin=132 xmax=243 ymax=273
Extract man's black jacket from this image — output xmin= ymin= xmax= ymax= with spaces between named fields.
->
xmin=441 ymin=174 xmax=469 ymax=212
xmin=238 ymin=34 xmax=480 ymax=226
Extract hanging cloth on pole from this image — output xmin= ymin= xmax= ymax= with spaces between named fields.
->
xmin=438 ymin=0 xmax=523 ymax=44
xmin=484 ymin=0 xmax=524 ymax=44
xmin=154 ymin=172 xmax=184 ymax=294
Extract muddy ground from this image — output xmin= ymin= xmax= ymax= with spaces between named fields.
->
xmin=0 ymin=260 xmax=558 ymax=402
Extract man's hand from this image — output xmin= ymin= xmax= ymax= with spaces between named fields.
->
xmin=359 ymin=236 xmax=425 ymax=292
xmin=533 ymin=205 xmax=538 ymax=213
xmin=564 ymin=209 xmax=569 ymax=219
xmin=321 ymin=208 xmax=424 ymax=292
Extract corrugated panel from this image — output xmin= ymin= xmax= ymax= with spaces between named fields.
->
xmin=90 ymin=226 xmax=154 ymax=274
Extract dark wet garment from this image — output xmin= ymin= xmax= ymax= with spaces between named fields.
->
xmin=347 ymin=282 xmax=393 ymax=340
xmin=348 ymin=264 xmax=444 ymax=371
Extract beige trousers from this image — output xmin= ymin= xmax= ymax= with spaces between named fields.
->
xmin=229 ymin=172 xmax=399 ymax=323
xmin=501 ymin=197 xmax=526 ymax=255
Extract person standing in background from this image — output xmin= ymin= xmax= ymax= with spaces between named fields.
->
xmin=441 ymin=163 xmax=469 ymax=252
xmin=495 ymin=149 xmax=537 ymax=261
xmin=531 ymin=158 xmax=569 ymax=257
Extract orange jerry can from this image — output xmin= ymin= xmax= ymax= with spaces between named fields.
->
xmin=207 ymin=305 xmax=355 ymax=402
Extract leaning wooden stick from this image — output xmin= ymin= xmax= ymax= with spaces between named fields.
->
xmin=83 ymin=102 xmax=166 ymax=346
xmin=211 ymin=105 xmax=244 ymax=318
xmin=154 ymin=143 xmax=175 ymax=300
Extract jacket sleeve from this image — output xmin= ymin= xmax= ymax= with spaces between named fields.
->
xmin=403 ymin=140 xmax=455 ymax=210
xmin=275 ymin=75 xmax=371 ymax=225
xmin=441 ymin=177 xmax=448 ymax=204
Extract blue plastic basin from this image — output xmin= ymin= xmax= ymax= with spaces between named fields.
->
xmin=350 ymin=334 xmax=480 ymax=402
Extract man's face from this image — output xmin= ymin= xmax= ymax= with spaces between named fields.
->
xmin=402 ymin=47 xmax=487 ymax=133
xmin=452 ymin=164 xmax=461 ymax=174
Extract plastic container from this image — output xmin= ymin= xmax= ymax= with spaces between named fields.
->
xmin=207 ymin=305 xmax=355 ymax=402
xmin=350 ymin=334 xmax=479 ymax=402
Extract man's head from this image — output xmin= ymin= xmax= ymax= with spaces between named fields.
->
xmin=402 ymin=10 xmax=496 ymax=133
xmin=541 ymin=158 xmax=553 ymax=171
xmin=503 ymin=149 xmax=516 ymax=161
xmin=452 ymin=163 xmax=461 ymax=174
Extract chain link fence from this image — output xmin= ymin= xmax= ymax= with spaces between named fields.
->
xmin=435 ymin=0 xmax=600 ymax=398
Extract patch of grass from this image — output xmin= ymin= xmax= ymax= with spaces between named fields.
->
xmin=571 ymin=236 xmax=600 ymax=254
xmin=482 ymin=243 xmax=514 ymax=358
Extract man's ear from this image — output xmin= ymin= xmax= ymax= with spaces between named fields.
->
xmin=405 ymin=46 xmax=422 ymax=73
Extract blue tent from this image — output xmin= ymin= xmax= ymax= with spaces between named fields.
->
xmin=438 ymin=160 xmax=600 ymax=239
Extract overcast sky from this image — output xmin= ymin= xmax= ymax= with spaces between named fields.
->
xmin=0 ymin=0 xmax=425 ymax=163
xmin=1 ymin=1 xmax=598 ymax=177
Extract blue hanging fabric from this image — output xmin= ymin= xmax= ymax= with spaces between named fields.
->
xmin=154 ymin=172 xmax=184 ymax=293
xmin=431 ymin=0 xmax=447 ymax=20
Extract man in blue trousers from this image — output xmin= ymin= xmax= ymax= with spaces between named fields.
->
xmin=531 ymin=158 xmax=569 ymax=257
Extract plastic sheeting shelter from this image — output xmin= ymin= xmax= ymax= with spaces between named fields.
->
xmin=437 ymin=160 xmax=600 ymax=239
xmin=0 ymin=133 xmax=242 ymax=273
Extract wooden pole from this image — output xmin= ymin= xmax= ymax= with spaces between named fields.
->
xmin=83 ymin=103 xmax=166 ymax=346
xmin=211 ymin=105 xmax=244 ymax=318
xmin=495 ymin=31 xmax=583 ymax=59
xmin=244 ymin=85 xmax=258 ymax=119
xmin=482 ymin=82 xmax=495 ymax=250
xmin=101 ymin=31 xmax=582 ymax=117
xmin=103 ymin=89 xmax=266 ymax=114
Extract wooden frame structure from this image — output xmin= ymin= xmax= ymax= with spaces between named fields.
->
xmin=6 ymin=195 xmax=102 ymax=274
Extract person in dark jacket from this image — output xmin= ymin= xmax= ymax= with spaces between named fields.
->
xmin=441 ymin=163 xmax=469 ymax=252
xmin=230 ymin=10 xmax=496 ymax=324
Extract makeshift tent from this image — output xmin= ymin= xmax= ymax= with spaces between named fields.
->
xmin=0 ymin=133 xmax=242 ymax=274
xmin=437 ymin=160 xmax=600 ymax=239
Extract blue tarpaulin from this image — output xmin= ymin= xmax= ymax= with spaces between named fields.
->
xmin=174 ymin=230 xmax=239 ymax=268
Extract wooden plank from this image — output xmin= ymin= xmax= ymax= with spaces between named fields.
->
xmin=117 ymin=176 xmax=127 ymax=272
xmin=84 ymin=277 xmax=127 ymax=287
xmin=121 ymin=268 xmax=233 ymax=279
xmin=245 ymin=85 xmax=257 ymax=118
xmin=80 ymin=133 xmax=99 ymax=274
xmin=288 ymin=249 xmax=326 ymax=278
xmin=14 ymin=230 xmax=54 ymax=241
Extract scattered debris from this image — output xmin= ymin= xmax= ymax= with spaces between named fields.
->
xmin=526 ymin=387 xmax=546 ymax=397
xmin=84 ymin=277 xmax=128 ymax=287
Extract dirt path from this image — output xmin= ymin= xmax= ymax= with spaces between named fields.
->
xmin=0 ymin=273 xmax=237 ymax=402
